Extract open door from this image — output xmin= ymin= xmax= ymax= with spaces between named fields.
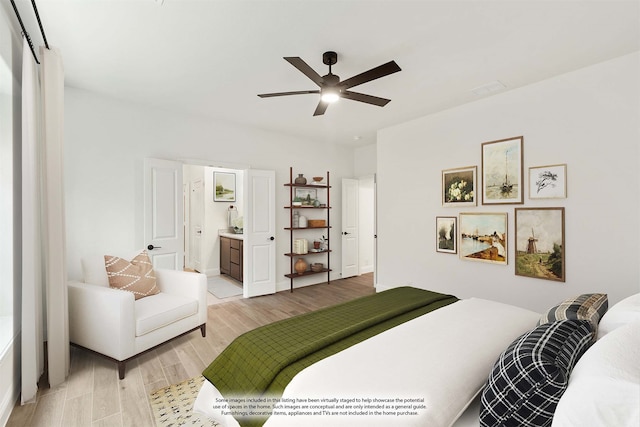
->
xmin=143 ymin=158 xmax=184 ymax=269
xmin=243 ymin=169 xmax=276 ymax=297
xmin=341 ymin=178 xmax=359 ymax=278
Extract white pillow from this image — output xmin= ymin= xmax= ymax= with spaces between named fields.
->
xmin=551 ymin=320 xmax=640 ymax=427
xmin=597 ymin=293 xmax=640 ymax=339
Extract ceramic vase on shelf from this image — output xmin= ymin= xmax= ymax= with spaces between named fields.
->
xmin=294 ymin=174 xmax=307 ymax=185
xmin=295 ymin=258 xmax=308 ymax=275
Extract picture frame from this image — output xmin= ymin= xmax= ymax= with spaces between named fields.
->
xmin=459 ymin=212 xmax=508 ymax=264
xmin=436 ymin=216 xmax=457 ymax=254
xmin=294 ymin=188 xmax=317 ymax=205
xmin=442 ymin=166 xmax=477 ymax=207
xmin=515 ymin=207 xmax=565 ymax=282
xmin=529 ymin=164 xmax=567 ymax=199
xmin=481 ymin=136 xmax=524 ymax=205
xmin=213 ymin=172 xmax=236 ymax=202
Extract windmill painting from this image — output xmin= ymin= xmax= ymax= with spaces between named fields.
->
xmin=515 ymin=208 xmax=565 ymax=282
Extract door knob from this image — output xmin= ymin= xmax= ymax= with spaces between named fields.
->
xmin=269 ymin=236 xmax=275 ymax=241
xmin=147 ymin=244 xmax=162 ymax=250
xmin=342 ymin=232 xmax=350 ymax=235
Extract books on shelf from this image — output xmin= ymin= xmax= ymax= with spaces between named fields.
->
xmin=293 ymin=238 xmax=308 ymax=254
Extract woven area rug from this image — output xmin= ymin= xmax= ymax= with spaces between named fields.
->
xmin=149 ymin=376 xmax=219 ymax=426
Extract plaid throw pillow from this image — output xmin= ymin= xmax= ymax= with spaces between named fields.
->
xmin=104 ymin=251 xmax=159 ymax=300
xmin=479 ymin=320 xmax=594 ymax=427
xmin=539 ymin=294 xmax=608 ymax=335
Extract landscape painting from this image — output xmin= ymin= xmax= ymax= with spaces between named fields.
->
xmin=436 ymin=216 xmax=457 ymax=254
xmin=481 ymin=136 xmax=523 ymax=204
xmin=459 ymin=212 xmax=507 ymax=264
xmin=515 ymin=207 xmax=565 ymax=282
xmin=214 ymin=172 xmax=236 ymax=202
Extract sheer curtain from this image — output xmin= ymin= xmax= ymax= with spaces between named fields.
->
xmin=40 ymin=44 xmax=69 ymax=389
xmin=20 ymin=36 xmax=44 ymax=404
xmin=20 ymin=39 xmax=69 ymax=404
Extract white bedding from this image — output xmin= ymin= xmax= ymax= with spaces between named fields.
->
xmin=194 ymin=297 xmax=540 ymax=427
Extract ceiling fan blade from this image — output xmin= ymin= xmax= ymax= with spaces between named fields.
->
xmin=313 ymin=101 xmax=329 ymax=116
xmin=284 ymin=57 xmax=325 ymax=87
xmin=341 ymin=90 xmax=391 ymax=107
xmin=339 ymin=61 xmax=401 ymax=90
xmin=258 ymin=90 xmax=320 ymax=98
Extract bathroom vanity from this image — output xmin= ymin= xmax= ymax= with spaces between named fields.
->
xmin=219 ymin=233 xmax=243 ymax=282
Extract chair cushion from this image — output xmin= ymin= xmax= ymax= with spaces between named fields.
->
xmin=135 ymin=292 xmax=198 ymax=336
xmin=105 ymin=251 xmax=159 ymax=300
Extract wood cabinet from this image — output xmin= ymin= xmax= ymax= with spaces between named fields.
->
xmin=284 ymin=167 xmax=331 ymax=292
xmin=220 ymin=236 xmax=243 ymax=282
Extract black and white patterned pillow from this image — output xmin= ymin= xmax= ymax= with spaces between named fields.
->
xmin=479 ymin=320 xmax=594 ymax=427
xmin=538 ymin=293 xmax=608 ymax=331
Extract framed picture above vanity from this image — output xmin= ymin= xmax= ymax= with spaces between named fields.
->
xmin=214 ymin=172 xmax=236 ymax=202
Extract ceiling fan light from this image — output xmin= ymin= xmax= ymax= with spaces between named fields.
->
xmin=321 ymin=89 xmax=339 ymax=103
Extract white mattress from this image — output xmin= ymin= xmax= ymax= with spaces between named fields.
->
xmin=194 ymin=297 xmax=540 ymax=427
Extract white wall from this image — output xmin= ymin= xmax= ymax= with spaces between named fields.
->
xmin=64 ymin=87 xmax=354 ymax=291
xmin=377 ymin=52 xmax=640 ymax=312
xmin=354 ymin=144 xmax=376 ymax=177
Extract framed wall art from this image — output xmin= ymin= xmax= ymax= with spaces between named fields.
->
xmin=214 ymin=172 xmax=236 ymax=202
xmin=481 ymin=136 xmax=523 ymax=205
xmin=515 ymin=207 xmax=565 ymax=282
xmin=294 ymin=188 xmax=317 ymax=205
xmin=529 ymin=164 xmax=567 ymax=199
xmin=442 ymin=166 xmax=477 ymax=207
xmin=459 ymin=212 xmax=507 ymax=264
xmin=436 ymin=216 xmax=457 ymax=254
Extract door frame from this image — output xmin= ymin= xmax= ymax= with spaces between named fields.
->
xmin=180 ymin=159 xmax=250 ymax=274
xmin=341 ymin=174 xmax=377 ymax=285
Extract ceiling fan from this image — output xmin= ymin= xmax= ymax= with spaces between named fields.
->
xmin=258 ymin=51 xmax=401 ymax=116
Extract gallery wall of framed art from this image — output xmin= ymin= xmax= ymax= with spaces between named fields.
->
xmin=438 ymin=135 xmax=567 ymax=282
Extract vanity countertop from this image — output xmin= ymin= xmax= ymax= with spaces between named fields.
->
xmin=219 ymin=232 xmax=244 ymax=240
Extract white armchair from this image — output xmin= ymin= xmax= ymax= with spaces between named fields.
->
xmin=68 ymin=253 xmax=207 ymax=379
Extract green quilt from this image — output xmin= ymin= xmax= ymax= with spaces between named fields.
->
xmin=202 ymin=286 xmax=457 ymax=426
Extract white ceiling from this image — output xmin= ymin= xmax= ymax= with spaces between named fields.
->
xmin=9 ymin=0 xmax=640 ymax=146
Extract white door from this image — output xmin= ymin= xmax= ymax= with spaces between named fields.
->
xmin=190 ymin=179 xmax=204 ymax=272
xmin=243 ymin=169 xmax=276 ymax=297
xmin=144 ymin=158 xmax=184 ymax=269
xmin=342 ymin=178 xmax=359 ymax=278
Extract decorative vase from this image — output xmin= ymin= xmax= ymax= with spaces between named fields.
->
xmin=294 ymin=174 xmax=307 ymax=185
xmin=295 ymin=258 xmax=308 ymax=275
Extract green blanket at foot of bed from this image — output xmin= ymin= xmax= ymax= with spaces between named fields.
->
xmin=202 ymin=286 xmax=458 ymax=426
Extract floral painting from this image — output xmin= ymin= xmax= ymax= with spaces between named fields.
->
xmin=442 ymin=166 xmax=477 ymax=207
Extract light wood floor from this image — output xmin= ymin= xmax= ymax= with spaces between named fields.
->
xmin=7 ymin=274 xmax=374 ymax=427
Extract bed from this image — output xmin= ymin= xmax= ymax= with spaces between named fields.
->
xmin=194 ymin=288 xmax=640 ymax=427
